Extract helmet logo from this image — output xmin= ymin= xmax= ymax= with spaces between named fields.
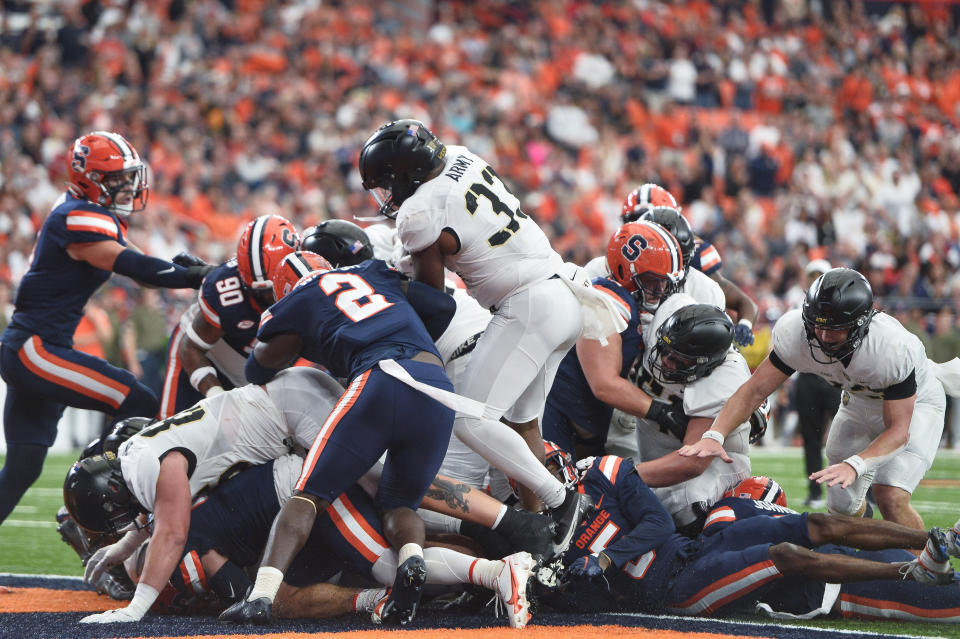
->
xmin=406 ymin=124 xmax=420 ymax=136
xmin=281 ymin=228 xmax=298 ymax=248
xmin=621 ymin=234 xmax=649 ymax=261
xmin=71 ymin=144 xmax=90 ymax=173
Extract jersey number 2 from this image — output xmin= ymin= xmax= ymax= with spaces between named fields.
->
xmin=319 ymin=272 xmax=393 ymax=322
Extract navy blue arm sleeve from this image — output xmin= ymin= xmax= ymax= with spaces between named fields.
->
xmin=245 ymin=352 xmax=282 ymax=385
xmin=600 ymin=468 xmax=676 ymax=569
xmin=404 ymin=280 xmax=456 ymax=341
xmin=112 ymin=249 xmax=206 ymax=289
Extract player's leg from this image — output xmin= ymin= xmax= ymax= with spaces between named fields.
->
xmin=274 ymin=581 xmax=382 ymax=619
xmin=805 ymin=512 xmax=929 ymax=550
xmin=872 ymin=398 xmax=944 ymax=529
xmin=0 ymin=383 xmax=60 ymax=524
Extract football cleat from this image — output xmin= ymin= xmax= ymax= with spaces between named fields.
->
xmin=219 ymin=596 xmax=273 ymax=624
xmin=550 ymin=490 xmax=594 ymax=557
xmin=372 ymin=555 xmax=427 ymax=626
xmin=95 ymin=565 xmax=135 ymax=601
xmin=945 ymin=520 xmax=960 ymax=558
xmin=900 ymin=529 xmax=954 ymax=586
xmin=493 ymin=552 xmax=536 ymax=629
xmin=57 ymin=507 xmax=94 ymax=562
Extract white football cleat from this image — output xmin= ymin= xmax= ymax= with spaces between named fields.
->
xmin=494 ymin=551 xmax=536 ymax=629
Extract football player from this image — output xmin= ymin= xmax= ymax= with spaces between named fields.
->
xmin=0 ymin=131 xmax=213 ymax=526
xmin=681 ymin=268 xmax=960 ymax=530
xmin=225 ymin=249 xmax=467 ymax=626
xmin=63 ymin=366 xmax=346 ymax=623
xmin=127 ymin=456 xmax=538 ymax=627
xmin=633 ymin=301 xmax=753 ymax=533
xmin=300 ymin=219 xmax=375 ymax=267
xmin=359 ymin=119 xmax=594 ymax=548
xmin=159 ymin=215 xmax=300 ymax=417
xmin=543 ymin=445 xmax=960 ymax=618
xmin=543 ymin=222 xmax=689 ymax=460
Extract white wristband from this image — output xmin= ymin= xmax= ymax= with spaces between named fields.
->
xmin=738 ymin=318 xmax=753 ymax=330
xmin=843 ymin=454 xmax=867 ymax=479
xmin=205 ymin=386 xmax=224 ymax=398
xmin=125 ymin=582 xmax=159 ymax=620
xmin=189 ymin=366 xmax=217 ymax=391
xmin=248 ymin=566 xmax=284 ymax=603
xmin=701 ymin=430 xmax=725 ymax=444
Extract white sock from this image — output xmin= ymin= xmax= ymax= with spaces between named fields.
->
xmin=493 ymin=504 xmax=507 ymax=528
xmin=248 ymin=566 xmax=284 ymax=603
xmin=454 ymin=414 xmax=564 ymax=507
xmin=920 ymin=538 xmax=949 ymax=571
xmin=353 ymin=587 xmax=388 ymax=613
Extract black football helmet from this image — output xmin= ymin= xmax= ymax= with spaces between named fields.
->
xmin=650 ymin=304 xmax=734 ymax=384
xmin=639 ymin=207 xmax=695 ymax=277
xmin=63 ymin=453 xmax=142 ymax=536
xmin=359 ymin=119 xmax=447 ymax=218
xmin=301 ymin=219 xmax=374 ymax=267
xmin=801 ymin=268 xmax=875 ymax=363
xmin=80 ymin=416 xmax=155 ymax=459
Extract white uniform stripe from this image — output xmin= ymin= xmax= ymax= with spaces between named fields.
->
xmin=249 ymin=218 xmax=267 ymax=282
xmin=95 ymin=130 xmax=136 ymax=164
xmin=66 ymin=215 xmax=118 ymax=235
xmin=160 ymin=328 xmax=185 ymax=418
xmin=331 ymin=497 xmax=388 ymax=556
xmin=840 ymin=599 xmax=960 ymax=622
xmin=23 ymin=338 xmax=126 ymax=405
xmin=197 ymin=295 xmax=221 ymax=328
xmin=288 ymin=255 xmax=313 ymax=279
xmin=640 ymin=184 xmax=652 ymax=206
xmin=183 ymin=552 xmax=205 ymax=593
xmin=668 ymin=564 xmax=780 ymax=615
xmin=297 ymin=374 xmax=364 ymax=487
xmin=703 ymin=507 xmax=735 ymax=528
xmin=599 ymin=456 xmax=618 ymax=482
xmin=646 ymin=222 xmax=682 ymax=275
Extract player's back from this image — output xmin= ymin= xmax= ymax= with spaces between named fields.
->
xmin=398 ymin=146 xmax=563 ymax=309
xmin=258 ymin=259 xmax=441 ymax=379
xmin=186 ymin=258 xmax=263 ymax=385
xmin=4 ymin=194 xmax=125 ymax=348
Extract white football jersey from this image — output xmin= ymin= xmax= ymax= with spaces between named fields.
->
xmin=434 ymin=287 xmax=491 ymax=366
xmin=396 ymin=146 xmax=564 ymax=309
xmin=771 ymin=310 xmax=942 ymax=405
xmin=119 ymin=367 xmax=343 ymax=511
xmin=677 ymin=268 xmax=725 ymax=309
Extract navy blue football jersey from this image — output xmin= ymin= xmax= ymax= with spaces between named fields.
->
xmin=195 ymin=259 xmax=262 ymax=357
xmin=701 ymin=496 xmax=798 ymax=536
xmin=564 ymin=455 xmax=696 ymax=607
xmin=544 ymin=277 xmax=643 ymax=441
xmin=690 ymin=238 xmax=722 ymax=276
xmin=3 ymin=194 xmax=126 ymax=349
xmin=257 ymin=260 xmax=441 ymax=379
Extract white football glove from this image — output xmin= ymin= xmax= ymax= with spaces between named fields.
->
xmin=80 ymin=607 xmax=142 ymax=623
xmin=83 ymin=528 xmax=146 ymax=585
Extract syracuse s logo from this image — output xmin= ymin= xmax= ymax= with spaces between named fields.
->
xmin=621 ymin=234 xmax=648 ymax=261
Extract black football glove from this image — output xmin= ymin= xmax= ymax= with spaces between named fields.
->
xmin=172 ymin=251 xmax=209 ymax=269
xmin=185 ymin=265 xmax=215 ymax=289
xmin=645 ymin=399 xmax=689 ymax=440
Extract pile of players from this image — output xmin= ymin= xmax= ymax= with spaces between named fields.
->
xmin=47 ymin=122 xmax=960 ymax=628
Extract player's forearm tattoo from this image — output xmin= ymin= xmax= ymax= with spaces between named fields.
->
xmin=425 ymin=478 xmax=471 ymax=514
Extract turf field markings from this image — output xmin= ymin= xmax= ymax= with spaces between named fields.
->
xmin=1 ymin=520 xmax=57 ymax=528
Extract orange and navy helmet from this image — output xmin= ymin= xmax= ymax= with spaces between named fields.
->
xmin=236 ymin=215 xmax=301 ymax=298
xmin=723 ymin=476 xmax=787 ymax=508
xmin=606 ymin=221 xmax=684 ymax=312
xmin=544 ymin=441 xmax=579 ymax=488
xmin=620 ymin=183 xmax=678 ymax=223
xmin=66 ymin=131 xmax=148 ymax=216
xmin=272 ymin=251 xmax=333 ymax=301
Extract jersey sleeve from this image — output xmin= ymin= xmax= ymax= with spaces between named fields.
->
xmin=55 ymin=208 xmax=123 ymax=247
xmin=692 ymin=239 xmax=722 ymax=275
xmin=197 ymin=280 xmax=223 ymax=329
xmin=598 ymin=459 xmax=676 ymax=569
xmin=119 ymin=447 xmax=161 ymax=513
xmin=770 ymin=309 xmax=807 ymax=373
xmin=592 ymin=278 xmax=635 ymax=327
xmin=256 ymin=291 xmax=309 ymax=342
xmin=397 ymin=202 xmax=443 ymax=253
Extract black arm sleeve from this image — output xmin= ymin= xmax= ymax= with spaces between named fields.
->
xmin=883 ymin=369 xmax=916 ymax=400
xmin=404 ymin=280 xmax=456 ymax=341
xmin=112 ymin=249 xmax=207 ymax=289
xmin=768 ymin=350 xmax=796 ymax=376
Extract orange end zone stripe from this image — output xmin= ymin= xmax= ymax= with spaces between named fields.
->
xmin=124 ymin=627 xmax=766 ymax=639
xmin=0 ymin=588 xmax=116 ymax=613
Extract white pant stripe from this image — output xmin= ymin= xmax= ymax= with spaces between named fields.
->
xmin=23 ymin=338 xmax=126 ymax=406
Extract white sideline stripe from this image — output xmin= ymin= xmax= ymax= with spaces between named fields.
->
xmin=21 ymin=487 xmax=62 ymax=496
xmin=2 ymin=519 xmax=57 ymax=528
xmin=603 ymin=611 xmax=948 ymax=638
xmin=0 ymin=572 xmax=83 ymax=581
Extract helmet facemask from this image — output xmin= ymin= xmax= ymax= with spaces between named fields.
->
xmin=95 ymin=164 xmax=148 ymax=217
xmin=802 ymin=307 xmax=876 ymax=364
xmin=632 ymin=270 xmax=678 ymax=313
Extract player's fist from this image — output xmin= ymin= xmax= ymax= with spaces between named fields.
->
xmin=733 ymin=320 xmax=754 ymax=347
xmin=185 ymin=265 xmax=215 ymax=288
xmin=565 ymin=554 xmax=604 ymax=580
xmin=645 ymin=400 xmax=689 ymax=440
xmin=171 ymin=252 xmax=208 ymax=268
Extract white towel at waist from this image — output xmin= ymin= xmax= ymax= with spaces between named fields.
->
xmin=556 ymin=261 xmax=629 ymax=347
